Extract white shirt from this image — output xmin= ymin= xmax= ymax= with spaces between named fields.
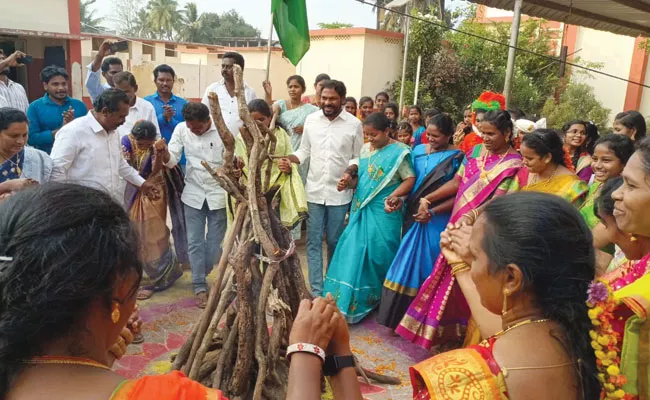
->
xmin=165 ymin=122 xmax=226 ymax=210
xmin=50 ymin=112 xmax=145 ymax=203
xmin=294 ymin=110 xmax=363 ymax=206
xmin=117 ymin=97 xmax=161 ymax=138
xmin=0 ymin=78 xmax=28 ymax=112
xmin=201 ymin=79 xmax=257 ymax=137
xmin=85 ymin=62 xmax=112 ymax=103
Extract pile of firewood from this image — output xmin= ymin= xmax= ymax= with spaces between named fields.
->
xmin=171 ymin=65 xmax=398 ymax=400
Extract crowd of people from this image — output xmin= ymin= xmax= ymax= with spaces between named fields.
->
xmin=1 ymin=39 xmax=650 ymax=399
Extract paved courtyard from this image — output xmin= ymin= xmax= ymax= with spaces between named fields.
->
xmin=114 ymin=244 xmax=431 ymax=399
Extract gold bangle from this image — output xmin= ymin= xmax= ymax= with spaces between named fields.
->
xmin=450 ymin=262 xmax=471 ymax=276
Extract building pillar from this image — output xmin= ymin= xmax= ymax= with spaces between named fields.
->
xmin=623 ymin=37 xmax=649 ymax=111
xmin=67 ymin=0 xmax=84 ymax=101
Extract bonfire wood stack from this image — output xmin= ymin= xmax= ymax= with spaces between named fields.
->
xmin=171 ymin=65 xmax=400 ymax=400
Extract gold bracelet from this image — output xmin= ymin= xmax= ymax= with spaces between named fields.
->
xmin=450 ymin=262 xmax=471 ymax=276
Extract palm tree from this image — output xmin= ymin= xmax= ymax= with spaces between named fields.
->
xmin=146 ymin=0 xmax=181 ymax=41
xmin=133 ymin=8 xmax=154 ymax=39
xmin=177 ymin=2 xmax=208 ymax=43
xmin=80 ymin=0 xmax=106 ymax=33
xmin=373 ymin=0 xmax=441 ymax=31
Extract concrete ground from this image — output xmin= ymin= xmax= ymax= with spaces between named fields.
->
xmin=114 ymin=242 xmax=431 ymax=399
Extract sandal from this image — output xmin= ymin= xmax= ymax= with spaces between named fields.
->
xmin=137 ymin=288 xmax=155 ymax=300
xmin=195 ymin=291 xmax=208 ymax=309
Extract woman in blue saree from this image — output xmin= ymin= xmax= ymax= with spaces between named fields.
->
xmin=324 ymin=112 xmax=416 ymax=324
xmin=377 ymin=114 xmax=464 ymax=330
xmin=121 ymin=120 xmax=188 ymax=300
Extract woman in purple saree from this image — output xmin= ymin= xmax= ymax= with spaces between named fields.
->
xmin=121 ymin=121 xmax=188 ymax=300
xmin=396 ymin=110 xmax=523 ymax=350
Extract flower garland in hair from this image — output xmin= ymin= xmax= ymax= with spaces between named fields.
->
xmin=586 ymin=280 xmax=635 ymax=400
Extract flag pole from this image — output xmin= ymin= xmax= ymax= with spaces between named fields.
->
xmin=265 ymin=11 xmax=274 ymax=82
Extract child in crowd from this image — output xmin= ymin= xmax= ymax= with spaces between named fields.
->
xmin=397 ymin=122 xmax=414 ymax=146
xmin=358 ymin=97 xmax=374 ymax=121
xmin=344 ymin=97 xmax=357 ymax=116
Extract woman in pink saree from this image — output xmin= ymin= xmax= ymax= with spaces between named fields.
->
xmin=396 ymin=110 xmax=523 ymax=349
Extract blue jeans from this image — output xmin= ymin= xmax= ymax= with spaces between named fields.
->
xmin=306 ymin=202 xmax=349 ymax=297
xmin=184 ymin=201 xmax=227 ymax=294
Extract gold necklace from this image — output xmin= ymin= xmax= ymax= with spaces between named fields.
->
xmin=479 ymin=147 xmax=511 ymax=181
xmin=23 ymin=355 xmax=111 ymax=371
xmin=494 ymin=318 xmax=550 ymax=337
xmin=367 ymin=146 xmax=381 ymax=174
xmin=531 ymin=165 xmax=558 ymax=185
xmin=0 ymin=152 xmax=22 ymax=176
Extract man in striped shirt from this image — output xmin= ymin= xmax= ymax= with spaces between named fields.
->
xmin=0 ymin=50 xmax=29 ymax=112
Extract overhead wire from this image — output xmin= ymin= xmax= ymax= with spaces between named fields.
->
xmin=355 ymin=0 xmax=650 ymax=89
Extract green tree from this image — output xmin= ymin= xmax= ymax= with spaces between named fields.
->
xmin=80 ymin=0 xmax=105 ymax=33
xmin=177 ymin=2 xmax=211 ymax=43
xmin=211 ymin=10 xmax=260 ymax=38
xmin=146 ymin=0 xmax=181 ymax=40
xmin=317 ymin=22 xmax=353 ymax=29
xmin=542 ymin=83 xmax=611 ymax=131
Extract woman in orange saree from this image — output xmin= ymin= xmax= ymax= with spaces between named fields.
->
xmin=410 ymin=192 xmax=600 ymax=399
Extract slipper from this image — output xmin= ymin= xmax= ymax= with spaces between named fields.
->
xmin=195 ymin=291 xmax=208 ymax=309
xmin=137 ymin=288 xmax=155 ymax=301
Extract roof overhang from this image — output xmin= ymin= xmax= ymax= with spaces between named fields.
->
xmin=470 ymin=0 xmax=650 ymax=37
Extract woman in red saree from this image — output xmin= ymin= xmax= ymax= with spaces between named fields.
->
xmin=410 ymin=193 xmax=600 ymax=399
xmin=396 ymin=110 xmax=523 ymax=349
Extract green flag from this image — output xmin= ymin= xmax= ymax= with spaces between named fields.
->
xmin=272 ymin=0 xmax=310 ymax=66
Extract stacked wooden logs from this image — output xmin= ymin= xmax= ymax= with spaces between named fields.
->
xmin=171 ymin=65 xmax=310 ymax=400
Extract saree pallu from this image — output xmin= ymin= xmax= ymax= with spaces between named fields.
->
xmin=377 ymin=147 xmax=464 ymax=329
xmin=232 ymin=127 xmax=308 ymax=228
xmin=276 ymin=100 xmax=318 ymax=183
xmin=601 ymin=253 xmax=650 ymax=398
xmin=580 ymin=181 xmax=603 ymax=229
xmin=122 ymin=136 xmax=187 ymax=292
xmin=576 ymin=153 xmax=593 ymax=182
xmin=515 ymin=169 xmax=588 ymax=207
xmin=411 ymin=337 xmax=508 ymax=399
xmin=396 ymin=144 xmax=522 ymax=349
xmin=111 ymin=371 xmax=225 ymax=400
xmin=0 ymin=148 xmax=24 ymax=182
xmin=324 ymin=142 xmax=413 ymax=324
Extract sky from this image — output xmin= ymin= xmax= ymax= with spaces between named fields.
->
xmin=91 ymin=0 xmax=471 ymax=37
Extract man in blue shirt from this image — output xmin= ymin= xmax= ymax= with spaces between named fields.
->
xmin=26 ymin=66 xmax=88 ymax=154
xmin=145 ymin=64 xmax=187 ymax=168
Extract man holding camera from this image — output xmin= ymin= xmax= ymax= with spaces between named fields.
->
xmin=86 ymin=40 xmax=124 ymax=103
xmin=0 ymin=50 xmax=29 ymax=112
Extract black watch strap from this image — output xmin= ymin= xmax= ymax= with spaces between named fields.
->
xmin=323 ymin=355 xmax=355 ymax=376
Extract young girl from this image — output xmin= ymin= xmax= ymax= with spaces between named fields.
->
xmin=408 ymin=106 xmax=426 ymax=146
xmin=358 ymin=97 xmax=374 ymax=121
xmin=562 ymin=119 xmax=593 ymax=182
xmin=344 ymin=96 xmax=357 ymax=116
xmin=384 ymin=102 xmax=399 ymax=122
xmin=396 ymin=122 xmax=414 ymax=146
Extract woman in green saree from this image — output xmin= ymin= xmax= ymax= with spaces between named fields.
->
xmin=324 ymin=112 xmax=415 ymax=324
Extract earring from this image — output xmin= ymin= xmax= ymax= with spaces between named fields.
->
xmin=111 ymin=302 xmax=121 ymax=324
xmin=501 ymin=289 xmax=511 ymax=316
xmin=630 ymin=234 xmax=638 ymax=242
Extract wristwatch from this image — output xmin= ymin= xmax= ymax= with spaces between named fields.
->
xmin=323 ymin=355 xmax=356 ymax=376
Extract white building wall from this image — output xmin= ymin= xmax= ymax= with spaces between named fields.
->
xmin=638 ymin=60 xmax=650 ymax=116
xmin=0 ymin=0 xmax=70 ymax=34
xmin=573 ymin=27 xmax=635 ymax=122
xmin=361 ymin=34 xmax=403 ymax=99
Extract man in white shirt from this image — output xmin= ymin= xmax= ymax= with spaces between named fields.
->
xmin=85 ymin=40 xmax=124 ymax=103
xmin=279 ymin=80 xmax=363 ymax=297
xmin=201 ymin=52 xmax=256 ymax=136
xmin=0 ymin=50 xmax=29 ymax=113
xmin=50 ymin=88 xmax=157 ymax=203
xmin=159 ymin=102 xmax=227 ymax=308
xmin=112 ymin=71 xmax=160 ymax=138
